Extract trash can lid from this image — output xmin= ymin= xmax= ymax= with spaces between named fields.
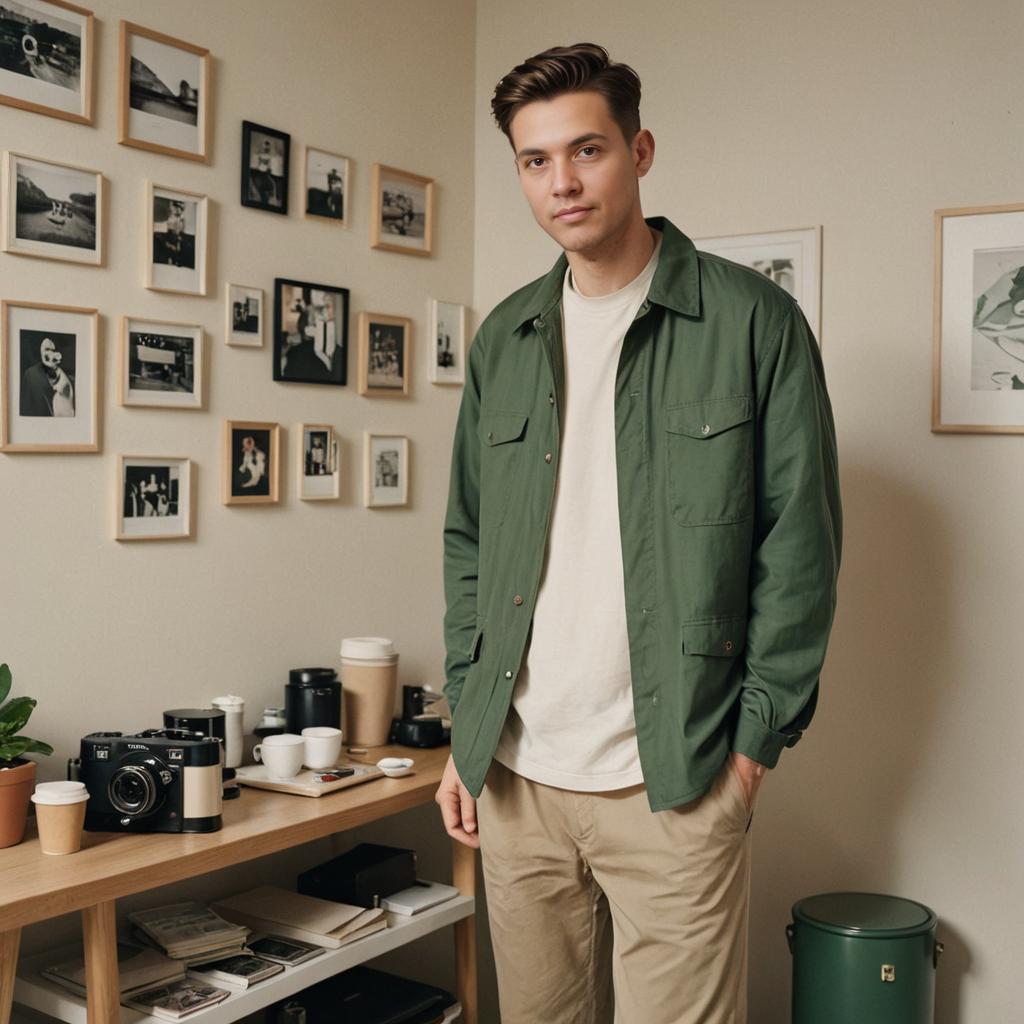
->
xmin=793 ymin=892 xmax=937 ymax=938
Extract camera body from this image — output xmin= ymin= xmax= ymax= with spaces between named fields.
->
xmin=76 ymin=729 xmax=222 ymax=833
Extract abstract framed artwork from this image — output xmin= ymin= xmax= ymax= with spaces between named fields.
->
xmin=273 ymin=278 xmax=348 ymax=385
xmin=223 ymin=419 xmax=280 ymax=505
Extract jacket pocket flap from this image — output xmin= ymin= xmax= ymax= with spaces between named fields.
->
xmin=482 ymin=411 xmax=529 ymax=446
xmin=682 ymin=616 xmax=746 ymax=657
xmin=666 ymin=396 xmax=752 ymax=439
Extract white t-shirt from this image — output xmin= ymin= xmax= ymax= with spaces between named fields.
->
xmin=495 ymin=235 xmax=662 ymax=790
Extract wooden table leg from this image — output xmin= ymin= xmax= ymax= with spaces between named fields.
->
xmin=452 ymin=840 xmax=478 ymax=1024
xmin=1 ymin=928 xmax=21 ymax=1024
xmin=82 ymin=901 xmax=119 ymax=1024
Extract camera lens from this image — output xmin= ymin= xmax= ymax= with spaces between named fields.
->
xmin=108 ymin=764 xmax=158 ymax=816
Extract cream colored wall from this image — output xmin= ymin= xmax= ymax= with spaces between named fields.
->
xmin=473 ymin=2 xmax=1023 ymax=1022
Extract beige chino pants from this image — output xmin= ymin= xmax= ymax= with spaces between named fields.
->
xmin=476 ymin=758 xmax=754 ymax=1024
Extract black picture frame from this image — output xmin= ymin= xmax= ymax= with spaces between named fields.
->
xmin=241 ymin=120 xmax=290 ymax=214
xmin=273 ymin=277 xmax=349 ymax=386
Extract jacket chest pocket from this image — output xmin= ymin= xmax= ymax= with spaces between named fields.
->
xmin=665 ymin=396 xmax=754 ymax=526
xmin=480 ymin=410 xmax=529 ymax=528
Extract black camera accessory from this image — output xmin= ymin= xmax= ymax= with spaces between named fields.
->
xmin=297 ymin=843 xmax=416 ymax=909
xmin=285 ymin=668 xmax=341 ymax=734
xmin=163 ymin=707 xmax=226 ymax=741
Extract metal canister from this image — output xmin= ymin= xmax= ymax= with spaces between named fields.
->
xmin=787 ymin=892 xmax=942 ymax=1024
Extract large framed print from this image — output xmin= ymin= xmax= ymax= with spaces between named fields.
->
xmin=224 ymin=420 xmax=279 ymax=505
xmin=364 ymin=432 xmax=408 ymax=508
xmin=370 ymin=164 xmax=433 ymax=257
xmin=694 ymin=226 xmax=822 ymax=341
xmin=305 ymin=147 xmax=348 ymax=225
xmin=2 ymin=151 xmax=102 ymax=265
xmin=117 ymin=455 xmax=191 ymax=540
xmin=428 ymin=299 xmax=465 ymax=385
xmin=118 ymin=20 xmax=209 ymax=162
xmin=242 ymin=121 xmax=289 ymax=214
xmin=120 ymin=317 xmax=202 ymax=409
xmin=934 ymin=203 xmax=1024 ymax=433
xmin=298 ymin=423 xmax=339 ymax=501
xmin=226 ymin=283 xmax=263 ymax=347
xmin=1 ymin=299 xmax=98 ymax=451
xmin=357 ymin=312 xmax=410 ymax=397
xmin=145 ymin=181 xmax=207 ymax=296
xmin=0 ymin=0 xmax=94 ymax=125
xmin=273 ymin=278 xmax=348 ymax=385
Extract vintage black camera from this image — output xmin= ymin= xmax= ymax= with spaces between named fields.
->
xmin=74 ymin=729 xmax=223 ymax=833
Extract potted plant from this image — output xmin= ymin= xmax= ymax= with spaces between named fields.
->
xmin=0 ymin=663 xmax=53 ymax=848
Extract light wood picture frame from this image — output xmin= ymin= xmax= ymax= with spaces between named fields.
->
xmin=933 ymin=202 xmax=1024 ymax=434
xmin=298 ymin=423 xmax=339 ymax=501
xmin=223 ymin=419 xmax=280 ymax=505
xmin=118 ymin=20 xmax=209 ymax=162
xmin=0 ymin=0 xmax=95 ymax=125
xmin=357 ymin=311 xmax=410 ymax=397
xmin=364 ymin=432 xmax=408 ymax=507
xmin=119 ymin=316 xmax=203 ymax=409
xmin=144 ymin=180 xmax=208 ymax=296
xmin=305 ymin=146 xmax=349 ymax=225
xmin=2 ymin=151 xmax=103 ymax=266
xmin=1 ymin=299 xmax=99 ymax=452
xmin=370 ymin=163 xmax=433 ymax=257
xmin=226 ymin=283 xmax=263 ymax=347
xmin=428 ymin=298 xmax=466 ymax=385
xmin=116 ymin=455 xmax=192 ymax=540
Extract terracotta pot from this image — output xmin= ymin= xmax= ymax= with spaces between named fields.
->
xmin=0 ymin=758 xmax=37 ymax=848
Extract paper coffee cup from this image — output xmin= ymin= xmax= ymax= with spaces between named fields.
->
xmin=340 ymin=637 xmax=398 ymax=747
xmin=32 ymin=781 xmax=88 ymax=855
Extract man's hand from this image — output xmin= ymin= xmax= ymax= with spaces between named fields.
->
xmin=730 ymin=751 xmax=768 ymax=812
xmin=435 ymin=753 xmax=480 ymax=849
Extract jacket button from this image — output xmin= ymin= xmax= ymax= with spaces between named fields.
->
xmin=548 ymin=393 xmax=555 ymax=405
xmin=513 ymin=594 xmax=523 ymax=606
xmin=701 ymin=424 xmax=711 ymax=435
xmin=651 ymin=694 xmax=660 ymax=706
xmin=505 ymin=670 xmax=513 ymax=679
xmin=724 ymin=640 xmax=733 ymax=653
xmin=544 ymin=452 xmax=552 ymax=463
xmin=487 ymin=431 xmax=493 ymax=441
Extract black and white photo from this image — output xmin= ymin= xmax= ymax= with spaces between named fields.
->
xmin=226 ymin=283 xmax=263 ymax=347
xmin=0 ymin=0 xmax=93 ymax=124
xmin=364 ymin=432 xmax=408 ymax=507
xmin=2 ymin=151 xmax=102 ymax=264
xmin=428 ymin=298 xmax=466 ymax=385
xmin=2 ymin=299 xmax=98 ymax=451
xmin=273 ymin=278 xmax=348 ymax=385
xmin=119 ymin=21 xmax=209 ymax=161
xmin=299 ymin=423 xmax=339 ymax=500
xmin=120 ymin=317 xmax=203 ymax=409
xmin=305 ymin=147 xmax=348 ymax=224
xmin=370 ymin=163 xmax=433 ymax=256
xmin=145 ymin=182 xmax=207 ymax=295
xmin=242 ymin=121 xmax=289 ymax=214
xmin=224 ymin=420 xmax=280 ymax=505
xmin=117 ymin=456 xmax=191 ymax=540
xmin=357 ymin=311 xmax=410 ymax=396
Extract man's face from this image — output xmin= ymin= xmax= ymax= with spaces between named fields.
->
xmin=40 ymin=338 xmax=61 ymax=370
xmin=509 ymin=90 xmax=653 ymax=257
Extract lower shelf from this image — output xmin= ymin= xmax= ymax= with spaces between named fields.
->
xmin=14 ymin=895 xmax=475 ymax=1024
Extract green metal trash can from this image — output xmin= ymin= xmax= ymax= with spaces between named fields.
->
xmin=787 ymin=892 xmax=943 ymax=1024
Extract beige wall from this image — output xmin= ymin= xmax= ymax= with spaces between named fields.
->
xmin=473 ymin=2 xmax=1023 ymax=1022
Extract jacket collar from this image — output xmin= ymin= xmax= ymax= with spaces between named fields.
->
xmin=511 ymin=215 xmax=702 ymax=329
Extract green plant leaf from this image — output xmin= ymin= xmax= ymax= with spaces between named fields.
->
xmin=0 ymin=737 xmax=30 ymax=761
xmin=0 ymin=695 xmax=35 ymax=732
xmin=17 ymin=738 xmax=53 ymax=756
xmin=0 ymin=664 xmax=11 ymax=705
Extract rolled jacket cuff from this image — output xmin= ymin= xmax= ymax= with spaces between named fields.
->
xmin=732 ymin=709 xmax=799 ymax=768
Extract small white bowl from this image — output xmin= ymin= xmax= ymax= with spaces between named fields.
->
xmin=376 ymin=757 xmax=414 ymax=778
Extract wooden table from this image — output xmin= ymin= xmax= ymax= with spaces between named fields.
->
xmin=0 ymin=744 xmax=476 ymax=1024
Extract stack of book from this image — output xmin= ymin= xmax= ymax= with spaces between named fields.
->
xmin=40 ymin=942 xmax=186 ymax=1000
xmin=128 ymin=902 xmax=251 ymax=966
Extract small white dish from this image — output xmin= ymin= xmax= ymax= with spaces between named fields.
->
xmin=376 ymin=756 xmax=415 ymax=778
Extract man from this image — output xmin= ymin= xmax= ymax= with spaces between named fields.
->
xmin=20 ymin=336 xmax=74 ymax=417
xmin=437 ymin=43 xmax=841 ymax=1024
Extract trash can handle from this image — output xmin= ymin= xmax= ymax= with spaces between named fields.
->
xmin=934 ymin=940 xmax=944 ymax=969
xmin=785 ymin=923 xmax=795 ymax=955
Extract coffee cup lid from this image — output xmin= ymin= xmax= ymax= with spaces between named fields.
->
xmin=211 ymin=695 xmax=245 ymax=707
xmin=32 ymin=781 xmax=88 ymax=805
xmin=340 ymin=636 xmax=397 ymax=660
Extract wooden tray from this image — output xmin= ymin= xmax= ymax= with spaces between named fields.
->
xmin=235 ymin=762 xmax=384 ymax=797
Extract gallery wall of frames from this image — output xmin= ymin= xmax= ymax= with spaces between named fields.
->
xmin=0 ymin=1 xmax=470 ymax=540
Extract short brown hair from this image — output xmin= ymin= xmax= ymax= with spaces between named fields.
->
xmin=492 ymin=43 xmax=641 ymax=147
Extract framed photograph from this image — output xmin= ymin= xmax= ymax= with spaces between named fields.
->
xmin=298 ymin=423 xmax=339 ymax=501
xmin=242 ymin=121 xmax=289 ymax=214
xmin=226 ymin=283 xmax=263 ymax=347
xmin=357 ymin=312 xmax=410 ymax=396
xmin=273 ymin=278 xmax=348 ymax=385
xmin=428 ymin=299 xmax=466 ymax=385
xmin=2 ymin=151 xmax=102 ymax=265
xmin=117 ymin=455 xmax=191 ymax=540
xmin=119 ymin=21 xmax=208 ymax=161
xmin=694 ymin=226 xmax=822 ymax=341
xmin=364 ymin=432 xmax=408 ymax=508
xmin=145 ymin=181 xmax=207 ymax=296
xmin=370 ymin=163 xmax=433 ymax=257
xmin=0 ymin=0 xmax=94 ymax=125
xmin=305 ymin=147 xmax=348 ymax=224
xmin=934 ymin=203 xmax=1024 ymax=433
xmin=1 ymin=299 xmax=98 ymax=452
xmin=223 ymin=420 xmax=279 ymax=505
xmin=120 ymin=317 xmax=202 ymax=409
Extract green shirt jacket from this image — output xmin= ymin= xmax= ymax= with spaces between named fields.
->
xmin=442 ymin=216 xmax=842 ymax=812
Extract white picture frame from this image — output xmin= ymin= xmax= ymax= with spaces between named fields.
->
xmin=116 ymin=455 xmax=192 ymax=540
xmin=225 ymin=283 xmax=263 ymax=347
xmin=120 ymin=317 xmax=203 ymax=409
xmin=144 ymin=180 xmax=208 ymax=296
xmin=428 ymin=299 xmax=466 ymax=385
xmin=363 ymin=432 xmax=408 ymax=507
xmin=305 ymin=147 xmax=349 ymax=226
xmin=298 ymin=423 xmax=339 ymax=501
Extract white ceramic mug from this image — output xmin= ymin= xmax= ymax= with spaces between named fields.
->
xmin=253 ymin=733 xmax=305 ymax=779
xmin=301 ymin=726 xmax=343 ymax=770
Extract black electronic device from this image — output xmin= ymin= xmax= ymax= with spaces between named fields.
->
xmin=390 ymin=685 xmax=450 ymax=748
xmin=297 ymin=843 xmax=416 ymax=909
xmin=75 ymin=729 xmax=223 ymax=833
xmin=285 ymin=668 xmax=341 ymax=734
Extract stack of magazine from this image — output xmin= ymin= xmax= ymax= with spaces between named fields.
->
xmin=40 ymin=942 xmax=186 ymax=1000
